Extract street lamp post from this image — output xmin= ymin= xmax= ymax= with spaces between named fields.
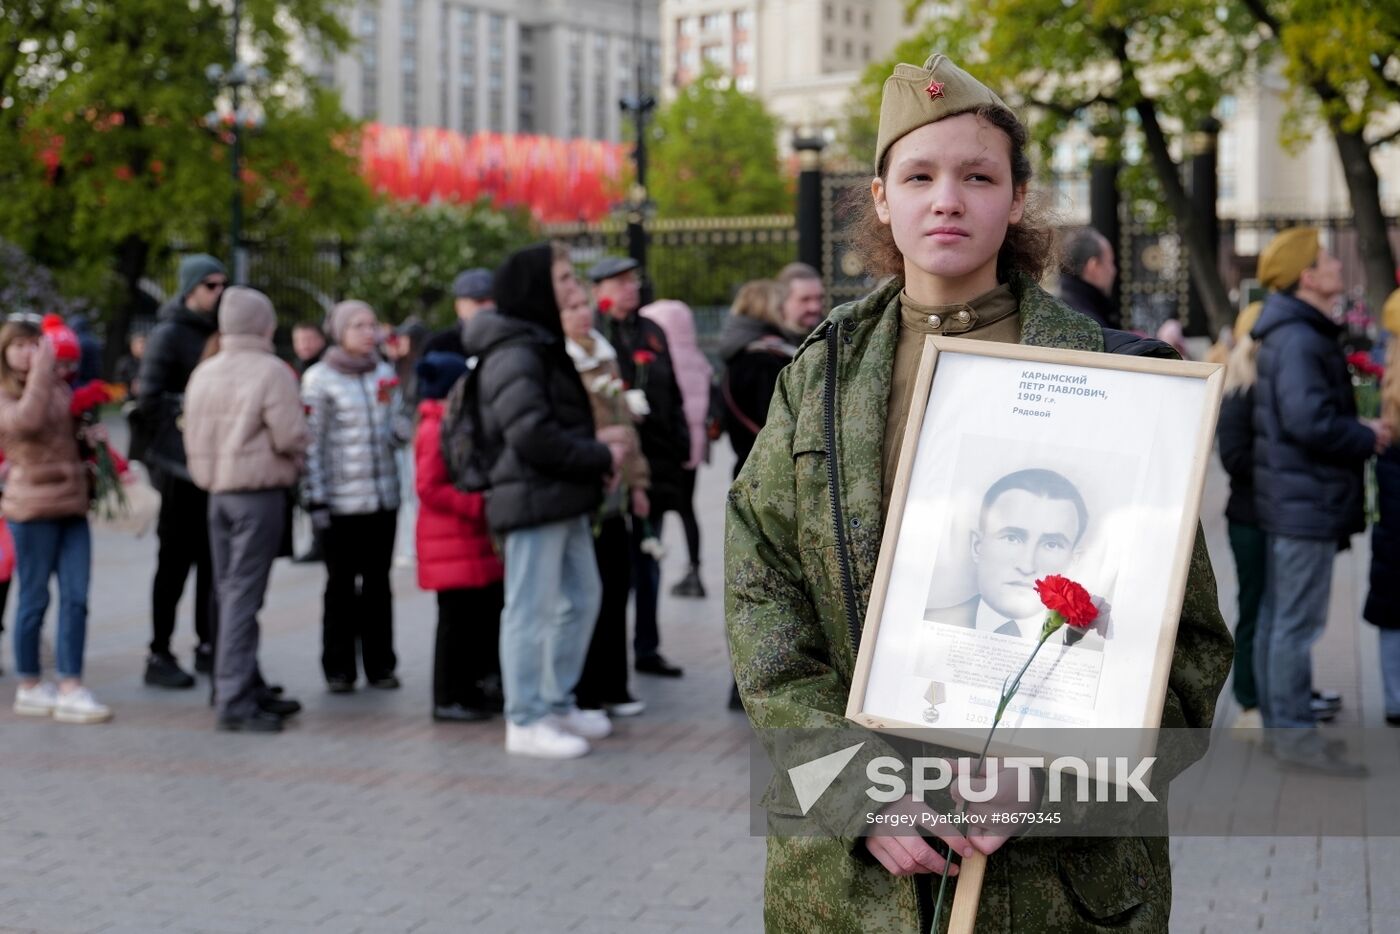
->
xmin=619 ymin=0 xmax=656 ymax=304
xmin=205 ymin=0 xmax=259 ymax=285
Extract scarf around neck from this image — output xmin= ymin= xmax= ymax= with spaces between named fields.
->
xmin=564 ymin=329 xmax=618 ymax=372
xmin=324 ymin=346 xmax=379 ymax=376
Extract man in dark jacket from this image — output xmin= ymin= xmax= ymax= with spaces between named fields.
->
xmin=589 ymin=256 xmax=688 ymax=678
xmin=464 ymin=243 xmax=628 ymax=759
xmin=1057 ymin=226 xmax=1120 ymax=330
xmin=135 ymin=253 xmax=226 ymax=688
xmin=424 ymin=267 xmax=495 ymax=358
xmin=1251 ymin=227 xmax=1388 ymax=775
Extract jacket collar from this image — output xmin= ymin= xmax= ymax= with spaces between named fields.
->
xmin=1254 ymin=291 xmax=1341 ymax=341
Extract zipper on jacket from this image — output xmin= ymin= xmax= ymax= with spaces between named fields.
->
xmin=823 ymin=323 xmax=862 ymax=660
xmin=825 ymin=323 xmax=933 ymax=934
xmin=357 ymin=377 xmax=388 ymax=512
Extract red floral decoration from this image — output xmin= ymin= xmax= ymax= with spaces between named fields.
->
xmin=1034 ymin=575 xmax=1098 ymax=630
xmin=632 ymin=349 xmax=656 ymax=367
xmin=598 ymin=297 xmax=614 ymax=314
xmin=1347 ymin=351 xmax=1385 ymax=379
xmin=69 ymin=380 xmax=114 ymax=417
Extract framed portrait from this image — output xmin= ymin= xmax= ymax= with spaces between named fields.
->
xmin=846 ymin=336 xmax=1225 ymax=768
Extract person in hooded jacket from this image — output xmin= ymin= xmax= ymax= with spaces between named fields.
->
xmin=413 ymin=351 xmax=505 ymax=723
xmin=302 ymin=300 xmax=411 ymax=694
xmin=183 ymin=287 xmax=309 ymax=733
xmin=135 ymin=253 xmax=226 ymax=688
xmin=640 ymin=299 xmax=714 ymax=599
xmin=463 ymin=242 xmax=631 ymax=759
xmin=717 ymin=279 xmax=796 ymax=476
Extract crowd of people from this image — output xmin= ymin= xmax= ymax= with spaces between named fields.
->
xmin=0 ymin=245 xmax=828 ymax=755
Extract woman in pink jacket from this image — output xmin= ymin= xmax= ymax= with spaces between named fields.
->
xmin=639 ymin=300 xmax=713 ymax=598
xmin=413 ymin=352 xmax=505 ymax=722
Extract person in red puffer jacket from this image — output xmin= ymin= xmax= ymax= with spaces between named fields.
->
xmin=414 ymin=352 xmax=505 ymax=722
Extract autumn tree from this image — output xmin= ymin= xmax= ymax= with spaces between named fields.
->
xmin=0 ymin=0 xmax=372 ymax=365
xmin=1241 ymin=0 xmax=1400 ymax=315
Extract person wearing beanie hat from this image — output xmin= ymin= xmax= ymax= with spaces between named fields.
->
xmin=134 ymin=255 xmax=228 ymax=688
xmin=183 ymin=287 xmax=308 ymax=732
xmin=301 ymin=299 xmax=409 ymax=693
xmin=411 ymin=351 xmax=504 ymax=723
xmin=1363 ymin=287 xmax=1400 ymax=727
xmin=1250 ymin=229 xmax=1385 ymax=776
xmin=461 ymin=242 xmax=627 ymax=758
xmin=424 ymin=269 xmax=499 ymax=359
xmin=40 ymin=314 xmax=81 ymax=382
xmin=726 ymin=52 xmax=1232 ymax=931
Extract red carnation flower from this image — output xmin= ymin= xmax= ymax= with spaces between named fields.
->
xmin=598 ymin=297 xmax=614 ymax=313
xmin=69 ymin=381 xmax=113 ymax=417
xmin=1035 ymin=575 xmax=1098 ymax=630
xmin=633 ymin=349 xmax=656 ymax=367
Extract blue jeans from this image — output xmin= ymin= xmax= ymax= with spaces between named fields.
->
xmin=1254 ymin=534 xmax=1335 ymax=739
xmin=1380 ymin=629 xmax=1400 ymax=718
xmin=500 ymin=515 xmax=602 ymax=726
xmin=10 ymin=516 xmax=92 ymax=679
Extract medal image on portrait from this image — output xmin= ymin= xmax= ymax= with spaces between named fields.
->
xmin=847 ymin=336 xmax=1224 ymax=766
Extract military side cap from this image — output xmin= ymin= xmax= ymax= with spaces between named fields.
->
xmin=587 ymin=256 xmax=640 ymax=283
xmin=1382 ymin=288 xmax=1400 ymax=337
xmin=1257 ymin=227 xmax=1319 ymax=291
xmin=452 ymin=267 xmax=494 ymax=300
xmin=874 ymin=53 xmax=1010 ymax=174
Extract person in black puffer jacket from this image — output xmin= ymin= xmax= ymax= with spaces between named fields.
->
xmin=1250 ymin=227 xmax=1387 ymax=775
xmin=133 ymin=253 xmax=226 ymax=689
xmin=1216 ymin=303 xmax=1263 ymax=726
xmin=463 ymin=242 xmax=628 ymax=760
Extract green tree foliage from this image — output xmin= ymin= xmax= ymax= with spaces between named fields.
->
xmin=647 ymin=64 xmax=791 ymax=218
xmin=1241 ymin=0 xmax=1400 ymax=315
xmin=341 ymin=200 xmax=537 ymax=327
xmin=0 ymin=0 xmax=372 ymax=359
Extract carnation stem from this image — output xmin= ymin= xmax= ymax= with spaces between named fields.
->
xmin=929 ymin=627 xmax=1054 ymax=934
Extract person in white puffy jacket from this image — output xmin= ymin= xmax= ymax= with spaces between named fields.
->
xmin=301 ymin=300 xmax=411 ymax=694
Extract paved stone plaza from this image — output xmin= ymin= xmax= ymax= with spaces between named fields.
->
xmin=0 ymin=438 xmax=1395 ymax=933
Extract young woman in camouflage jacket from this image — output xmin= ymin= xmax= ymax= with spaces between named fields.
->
xmin=725 ymin=53 xmax=1233 ymax=933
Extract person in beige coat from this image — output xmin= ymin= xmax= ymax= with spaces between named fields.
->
xmin=0 ymin=319 xmax=110 ymax=724
xmin=185 ymin=287 xmax=310 ymax=733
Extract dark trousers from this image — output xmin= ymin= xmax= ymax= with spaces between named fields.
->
xmin=434 ymin=582 xmax=503 ymax=708
xmin=151 ymin=473 xmax=215 ymax=656
xmin=1228 ymin=521 xmax=1265 ymax=710
xmin=576 ymin=515 xmax=634 ymax=707
xmin=658 ymin=468 xmax=701 ymax=567
xmin=321 ymin=509 xmax=398 ymax=683
xmin=208 ymin=490 xmax=285 ymax=718
xmin=629 ymin=512 xmax=662 ymax=659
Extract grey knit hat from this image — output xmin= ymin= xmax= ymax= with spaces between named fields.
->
xmin=178 ymin=254 xmax=227 ymax=299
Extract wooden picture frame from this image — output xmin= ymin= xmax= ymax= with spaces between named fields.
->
xmin=845 ymin=336 xmax=1225 ymax=774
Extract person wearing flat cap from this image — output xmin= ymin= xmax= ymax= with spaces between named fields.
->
xmin=134 ymin=253 xmax=229 ymax=689
xmin=1251 ymin=228 xmax=1389 ymax=777
xmin=1363 ymin=288 xmax=1400 ymax=728
xmin=589 ymin=256 xmax=689 ymax=679
xmin=424 ymin=268 xmax=497 ymax=359
xmin=725 ymin=53 xmax=1232 ymax=932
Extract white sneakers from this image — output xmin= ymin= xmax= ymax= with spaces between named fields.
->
xmin=551 ymin=707 xmax=613 ymax=739
xmin=13 ymin=682 xmax=59 ymax=716
xmin=506 ymin=719 xmax=590 ymax=759
xmin=605 ymin=699 xmax=647 ymax=718
xmin=505 ymin=708 xmax=614 ymax=758
xmin=13 ymin=683 xmax=111 ymax=724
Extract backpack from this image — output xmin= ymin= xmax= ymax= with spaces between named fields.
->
xmin=439 ymin=358 xmax=493 ymax=493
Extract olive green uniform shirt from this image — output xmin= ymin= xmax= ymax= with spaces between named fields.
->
xmin=882 ymin=284 xmax=1019 ymax=516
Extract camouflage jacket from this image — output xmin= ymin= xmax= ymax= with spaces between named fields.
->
xmin=725 ymin=276 xmax=1233 ymax=933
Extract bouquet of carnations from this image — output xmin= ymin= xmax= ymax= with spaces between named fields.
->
xmin=70 ymin=380 xmax=130 ymax=520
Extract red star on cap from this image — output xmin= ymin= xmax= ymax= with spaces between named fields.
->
xmin=926 ymin=80 xmax=945 ymax=100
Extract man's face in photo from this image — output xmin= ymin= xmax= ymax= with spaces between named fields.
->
xmin=971 ymin=488 xmax=1082 ymax=620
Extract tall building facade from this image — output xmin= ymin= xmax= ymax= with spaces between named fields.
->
xmin=660 ymin=0 xmax=906 ymax=145
xmin=323 ymin=0 xmax=661 ymax=142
